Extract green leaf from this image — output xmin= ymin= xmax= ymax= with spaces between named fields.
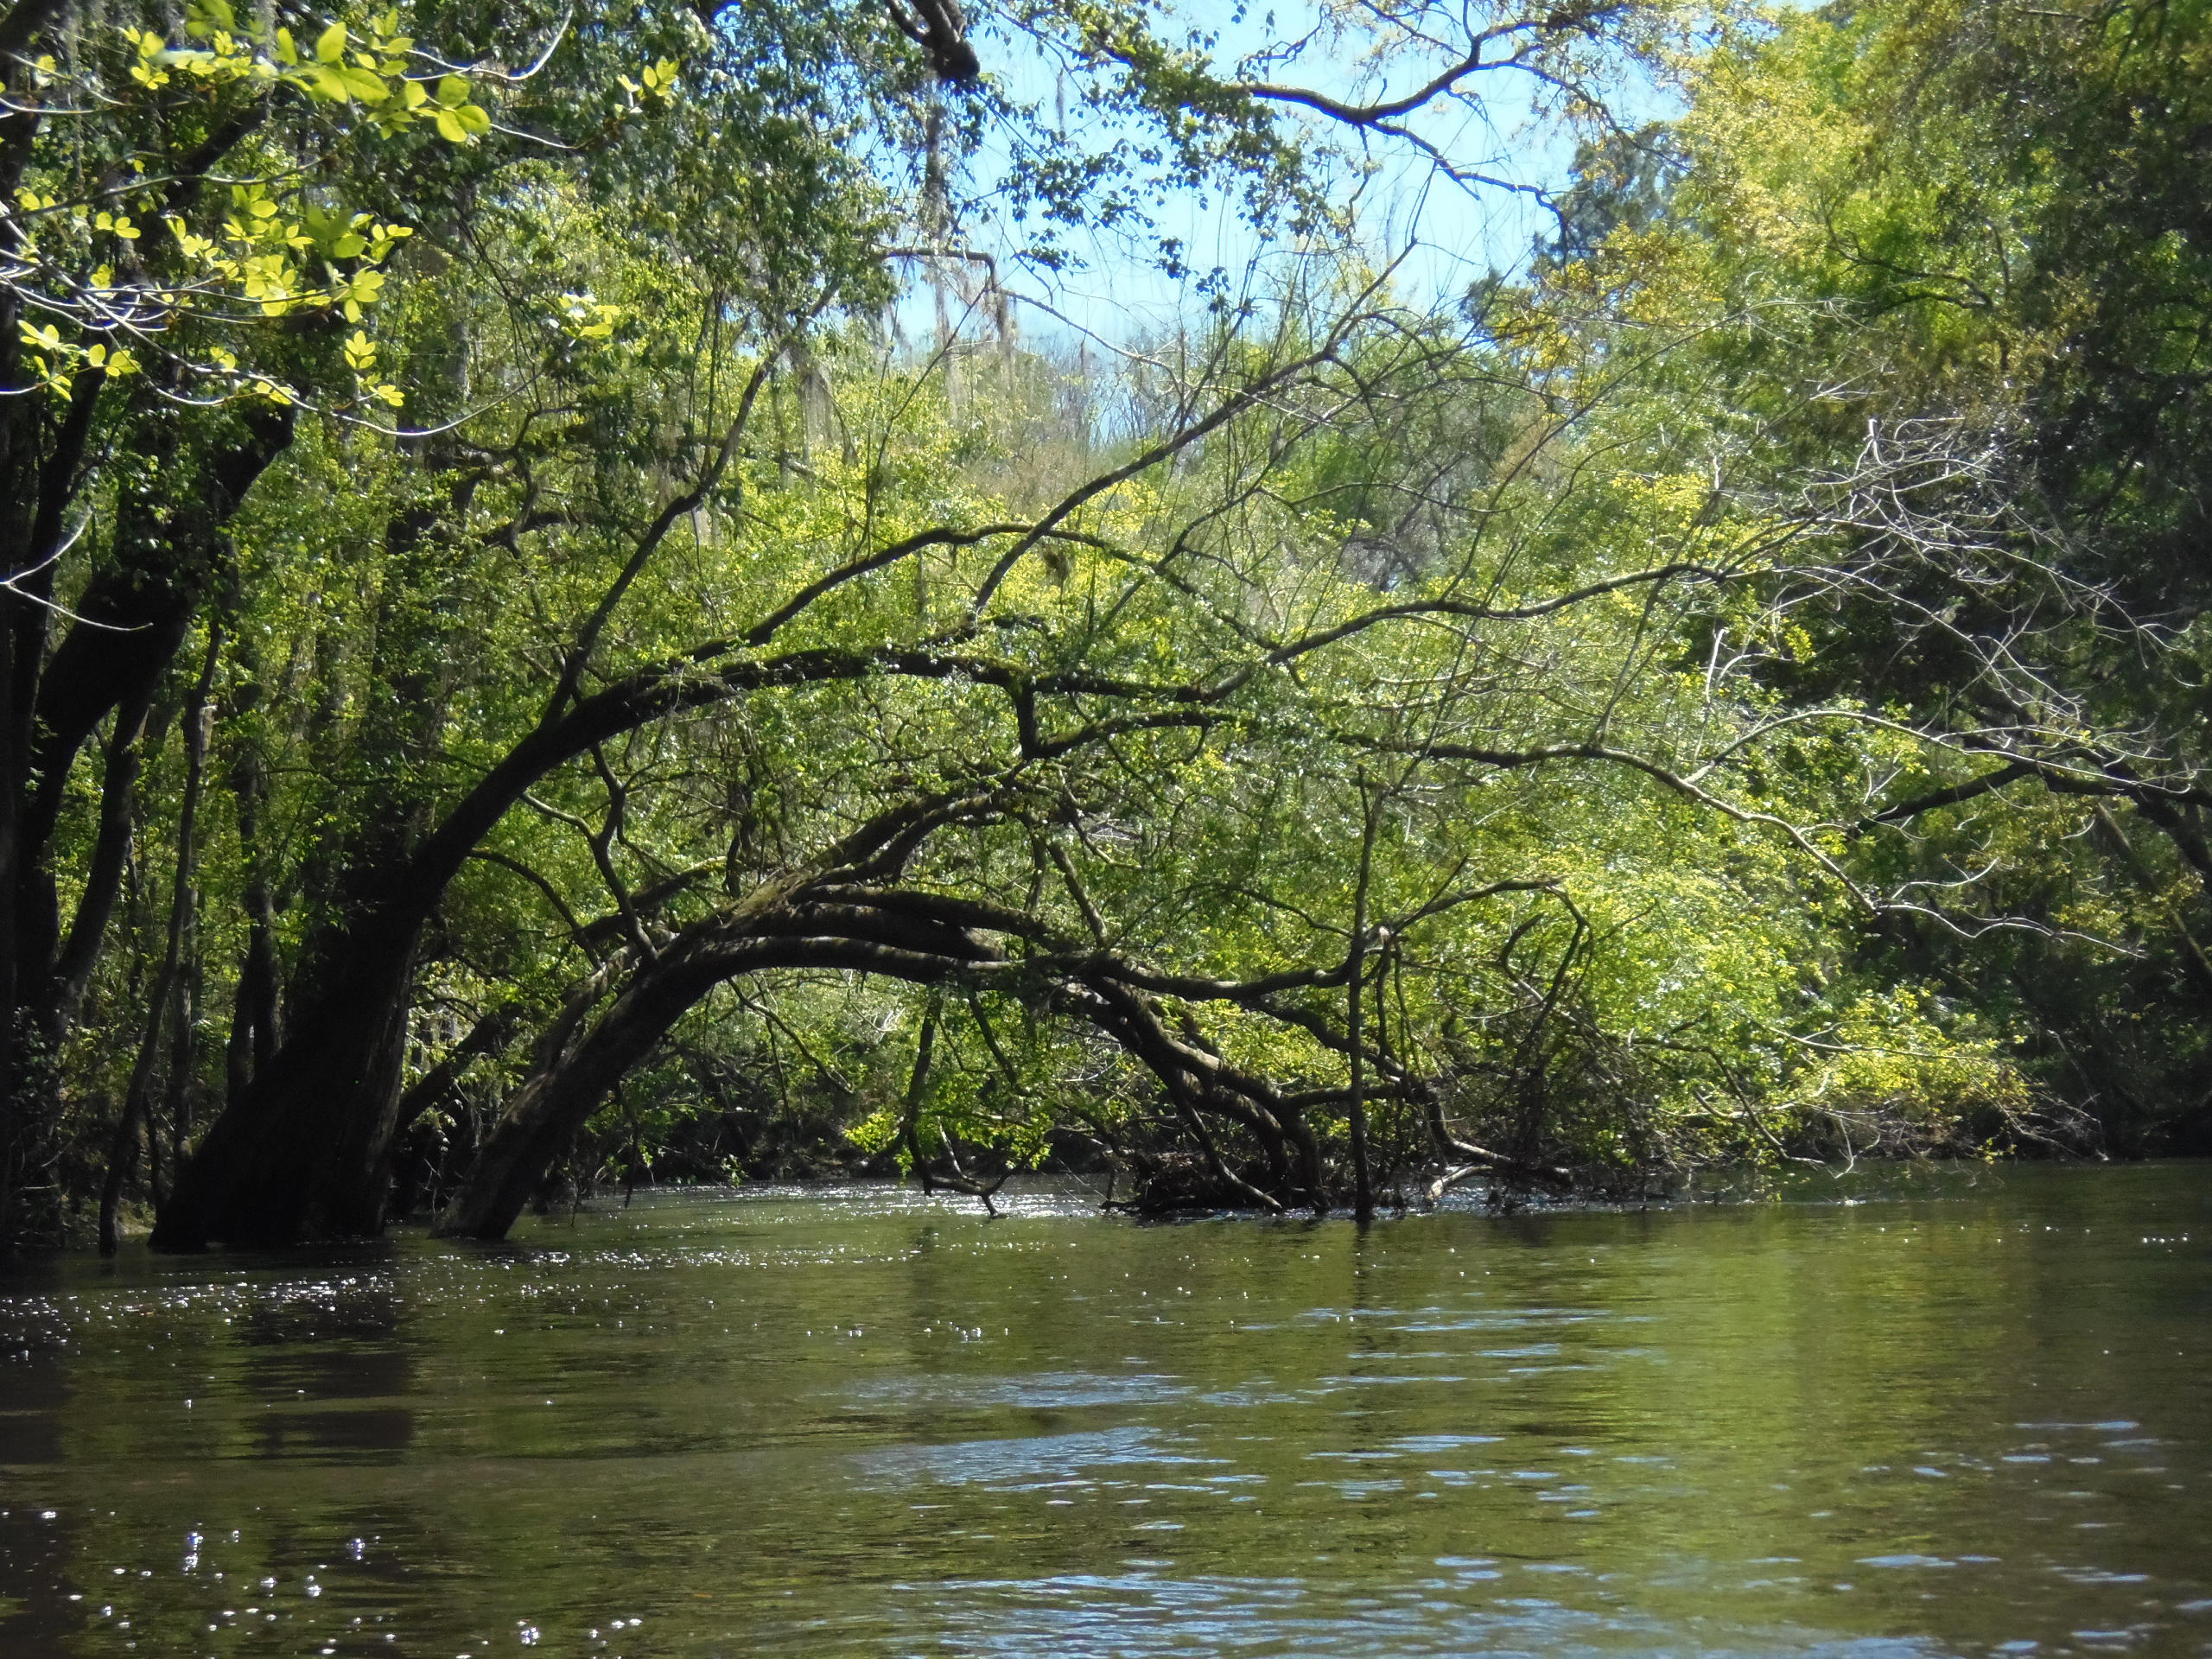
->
xmin=338 ymin=63 xmax=390 ymax=101
xmin=315 ymin=22 xmax=347 ymax=63
xmin=436 ymin=73 xmax=468 ymax=108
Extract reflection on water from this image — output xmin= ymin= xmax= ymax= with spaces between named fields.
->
xmin=2 ymin=1164 xmax=2208 ymax=1656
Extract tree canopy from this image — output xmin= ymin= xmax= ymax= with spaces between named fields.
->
xmin=0 ymin=0 xmax=2201 ymax=1253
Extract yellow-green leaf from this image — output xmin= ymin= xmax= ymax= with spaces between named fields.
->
xmin=337 ymin=63 xmax=390 ymax=101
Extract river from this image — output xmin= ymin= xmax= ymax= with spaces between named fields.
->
xmin=2 ymin=1163 xmax=2207 ymax=1657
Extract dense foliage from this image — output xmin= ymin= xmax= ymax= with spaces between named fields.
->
xmin=0 ymin=0 xmax=2198 ymax=1252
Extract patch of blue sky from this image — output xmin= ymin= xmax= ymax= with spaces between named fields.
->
xmin=886 ymin=3 xmax=1685 ymax=349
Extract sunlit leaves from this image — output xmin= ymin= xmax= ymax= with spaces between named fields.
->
xmin=3 ymin=4 xmax=499 ymax=410
xmin=429 ymin=74 xmax=494 ymax=143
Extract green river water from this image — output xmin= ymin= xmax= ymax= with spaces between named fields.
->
xmin=1 ymin=1163 xmax=2207 ymax=1657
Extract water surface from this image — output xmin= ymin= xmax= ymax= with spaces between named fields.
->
xmin=3 ymin=1164 xmax=2208 ymax=1656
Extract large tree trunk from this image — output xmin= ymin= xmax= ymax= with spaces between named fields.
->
xmin=150 ymin=904 xmax=426 ymax=1248
xmin=154 ymin=770 xmax=561 ymax=1249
